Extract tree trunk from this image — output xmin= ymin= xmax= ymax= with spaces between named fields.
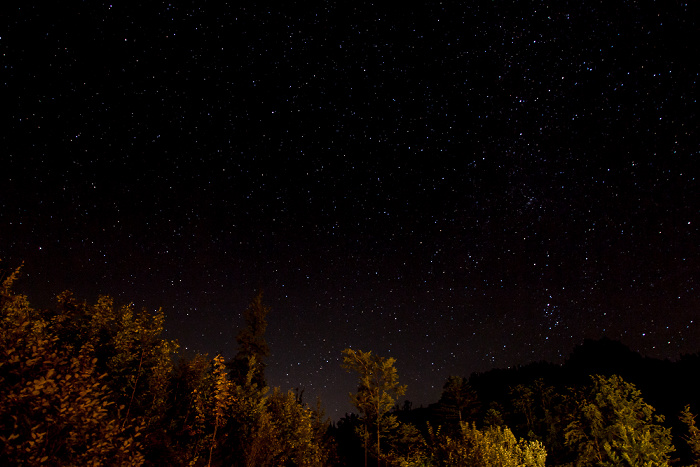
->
xmin=122 ymin=345 xmax=145 ymax=429
xmin=364 ymin=425 xmax=368 ymax=467
xmin=207 ymin=417 xmax=218 ymax=467
xmin=377 ymin=422 xmax=380 ymax=467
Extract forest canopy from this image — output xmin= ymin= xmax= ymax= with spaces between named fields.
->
xmin=1 ymin=263 xmax=699 ymax=466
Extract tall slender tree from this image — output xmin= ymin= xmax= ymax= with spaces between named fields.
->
xmin=227 ymin=290 xmax=270 ymax=388
xmin=341 ymin=348 xmax=406 ymax=467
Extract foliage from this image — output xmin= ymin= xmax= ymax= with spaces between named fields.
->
xmin=679 ymin=405 xmax=700 ymax=466
xmin=384 ymin=422 xmax=430 ymax=467
xmin=509 ymin=378 xmax=570 ymax=463
xmin=217 ymin=358 xmax=334 ymax=467
xmin=4 ymin=262 xmax=697 ymax=466
xmin=0 ymin=263 xmax=339 ymax=466
xmin=168 ymin=353 xmax=217 ymax=464
xmin=564 ymin=374 xmax=674 ymax=467
xmin=425 ymin=422 xmax=546 ymax=466
xmin=205 ymin=355 xmax=232 ymax=466
xmin=266 ymin=389 xmax=335 ymax=466
xmin=483 ymin=406 xmax=506 ymax=428
xmin=224 ymin=359 xmax=274 ymax=466
xmin=50 ymin=290 xmax=180 ymax=464
xmin=0 ymin=266 xmax=145 ymax=466
xmin=436 ymin=376 xmax=480 ymax=425
xmin=342 ymin=348 xmax=407 ymax=466
xmin=53 ymin=292 xmax=178 ymax=425
xmin=227 ymin=290 xmax=270 ymax=388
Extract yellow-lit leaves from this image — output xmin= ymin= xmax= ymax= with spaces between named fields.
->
xmin=1 ymin=285 xmax=146 ymax=466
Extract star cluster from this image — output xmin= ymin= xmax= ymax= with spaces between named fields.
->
xmin=2 ymin=1 xmax=698 ymax=418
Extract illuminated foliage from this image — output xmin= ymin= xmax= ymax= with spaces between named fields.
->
xmin=564 ymin=374 xmax=674 ymax=467
xmin=342 ymin=348 xmax=407 ymax=467
xmin=0 ymin=263 xmax=338 ymax=466
xmin=426 ymin=422 xmax=546 ymax=467
xmin=220 ymin=354 xmax=274 ymax=466
xmin=265 ymin=388 xmax=333 ymax=466
xmin=4 ymin=262 xmax=691 ymax=466
xmin=54 ymin=291 xmax=178 ymax=427
xmin=679 ymin=405 xmax=700 ymax=466
xmin=212 ymin=354 xmax=332 ymax=466
xmin=0 ymin=266 xmax=145 ymax=466
xmin=201 ymin=355 xmax=232 ymax=466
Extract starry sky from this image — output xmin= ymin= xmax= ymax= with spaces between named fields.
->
xmin=2 ymin=1 xmax=698 ymax=419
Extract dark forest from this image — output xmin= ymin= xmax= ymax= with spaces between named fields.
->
xmin=2 ymin=264 xmax=699 ymax=466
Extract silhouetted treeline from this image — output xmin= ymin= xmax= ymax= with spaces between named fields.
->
xmin=381 ymin=337 xmax=700 ymax=466
xmin=2 ymin=263 xmax=699 ymax=466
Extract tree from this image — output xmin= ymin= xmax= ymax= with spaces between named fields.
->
xmin=384 ymin=421 xmax=429 ymax=467
xmin=167 ymin=353 xmax=216 ymax=464
xmin=265 ymin=389 xmax=335 ymax=466
xmin=477 ymin=424 xmax=547 ymax=467
xmin=0 ymin=265 xmax=145 ymax=466
xmin=679 ymin=405 xmax=700 ymax=466
xmin=341 ymin=348 xmax=407 ymax=467
xmin=52 ymin=291 xmax=178 ymax=463
xmin=510 ymin=379 xmax=569 ymax=463
xmin=564 ymin=374 xmax=674 ymax=466
xmin=425 ymin=422 xmax=546 ymax=466
xmin=207 ymin=355 xmax=232 ymax=466
xmin=438 ymin=376 xmax=480 ymax=424
xmin=51 ymin=291 xmax=178 ymax=420
xmin=219 ymin=354 xmax=274 ymax=467
xmin=227 ymin=290 xmax=270 ymax=388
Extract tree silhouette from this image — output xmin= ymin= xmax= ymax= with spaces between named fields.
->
xmin=227 ymin=290 xmax=270 ymax=388
xmin=437 ymin=375 xmax=480 ymax=424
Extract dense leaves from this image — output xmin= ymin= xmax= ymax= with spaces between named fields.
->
xmin=2 ymin=262 xmax=697 ymax=466
xmin=0 ymin=267 xmax=145 ymax=466
xmin=426 ymin=423 xmax=546 ymax=467
xmin=564 ymin=375 xmax=674 ymax=466
xmin=342 ymin=348 xmax=407 ymax=466
xmin=0 ymin=265 xmax=335 ymax=466
xmin=679 ymin=405 xmax=700 ymax=466
xmin=436 ymin=376 xmax=480 ymax=425
xmin=226 ymin=290 xmax=270 ymax=388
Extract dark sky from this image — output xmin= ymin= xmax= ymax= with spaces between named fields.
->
xmin=2 ymin=1 xmax=698 ymax=419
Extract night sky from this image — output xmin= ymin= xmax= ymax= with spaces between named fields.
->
xmin=2 ymin=1 xmax=698 ymax=419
